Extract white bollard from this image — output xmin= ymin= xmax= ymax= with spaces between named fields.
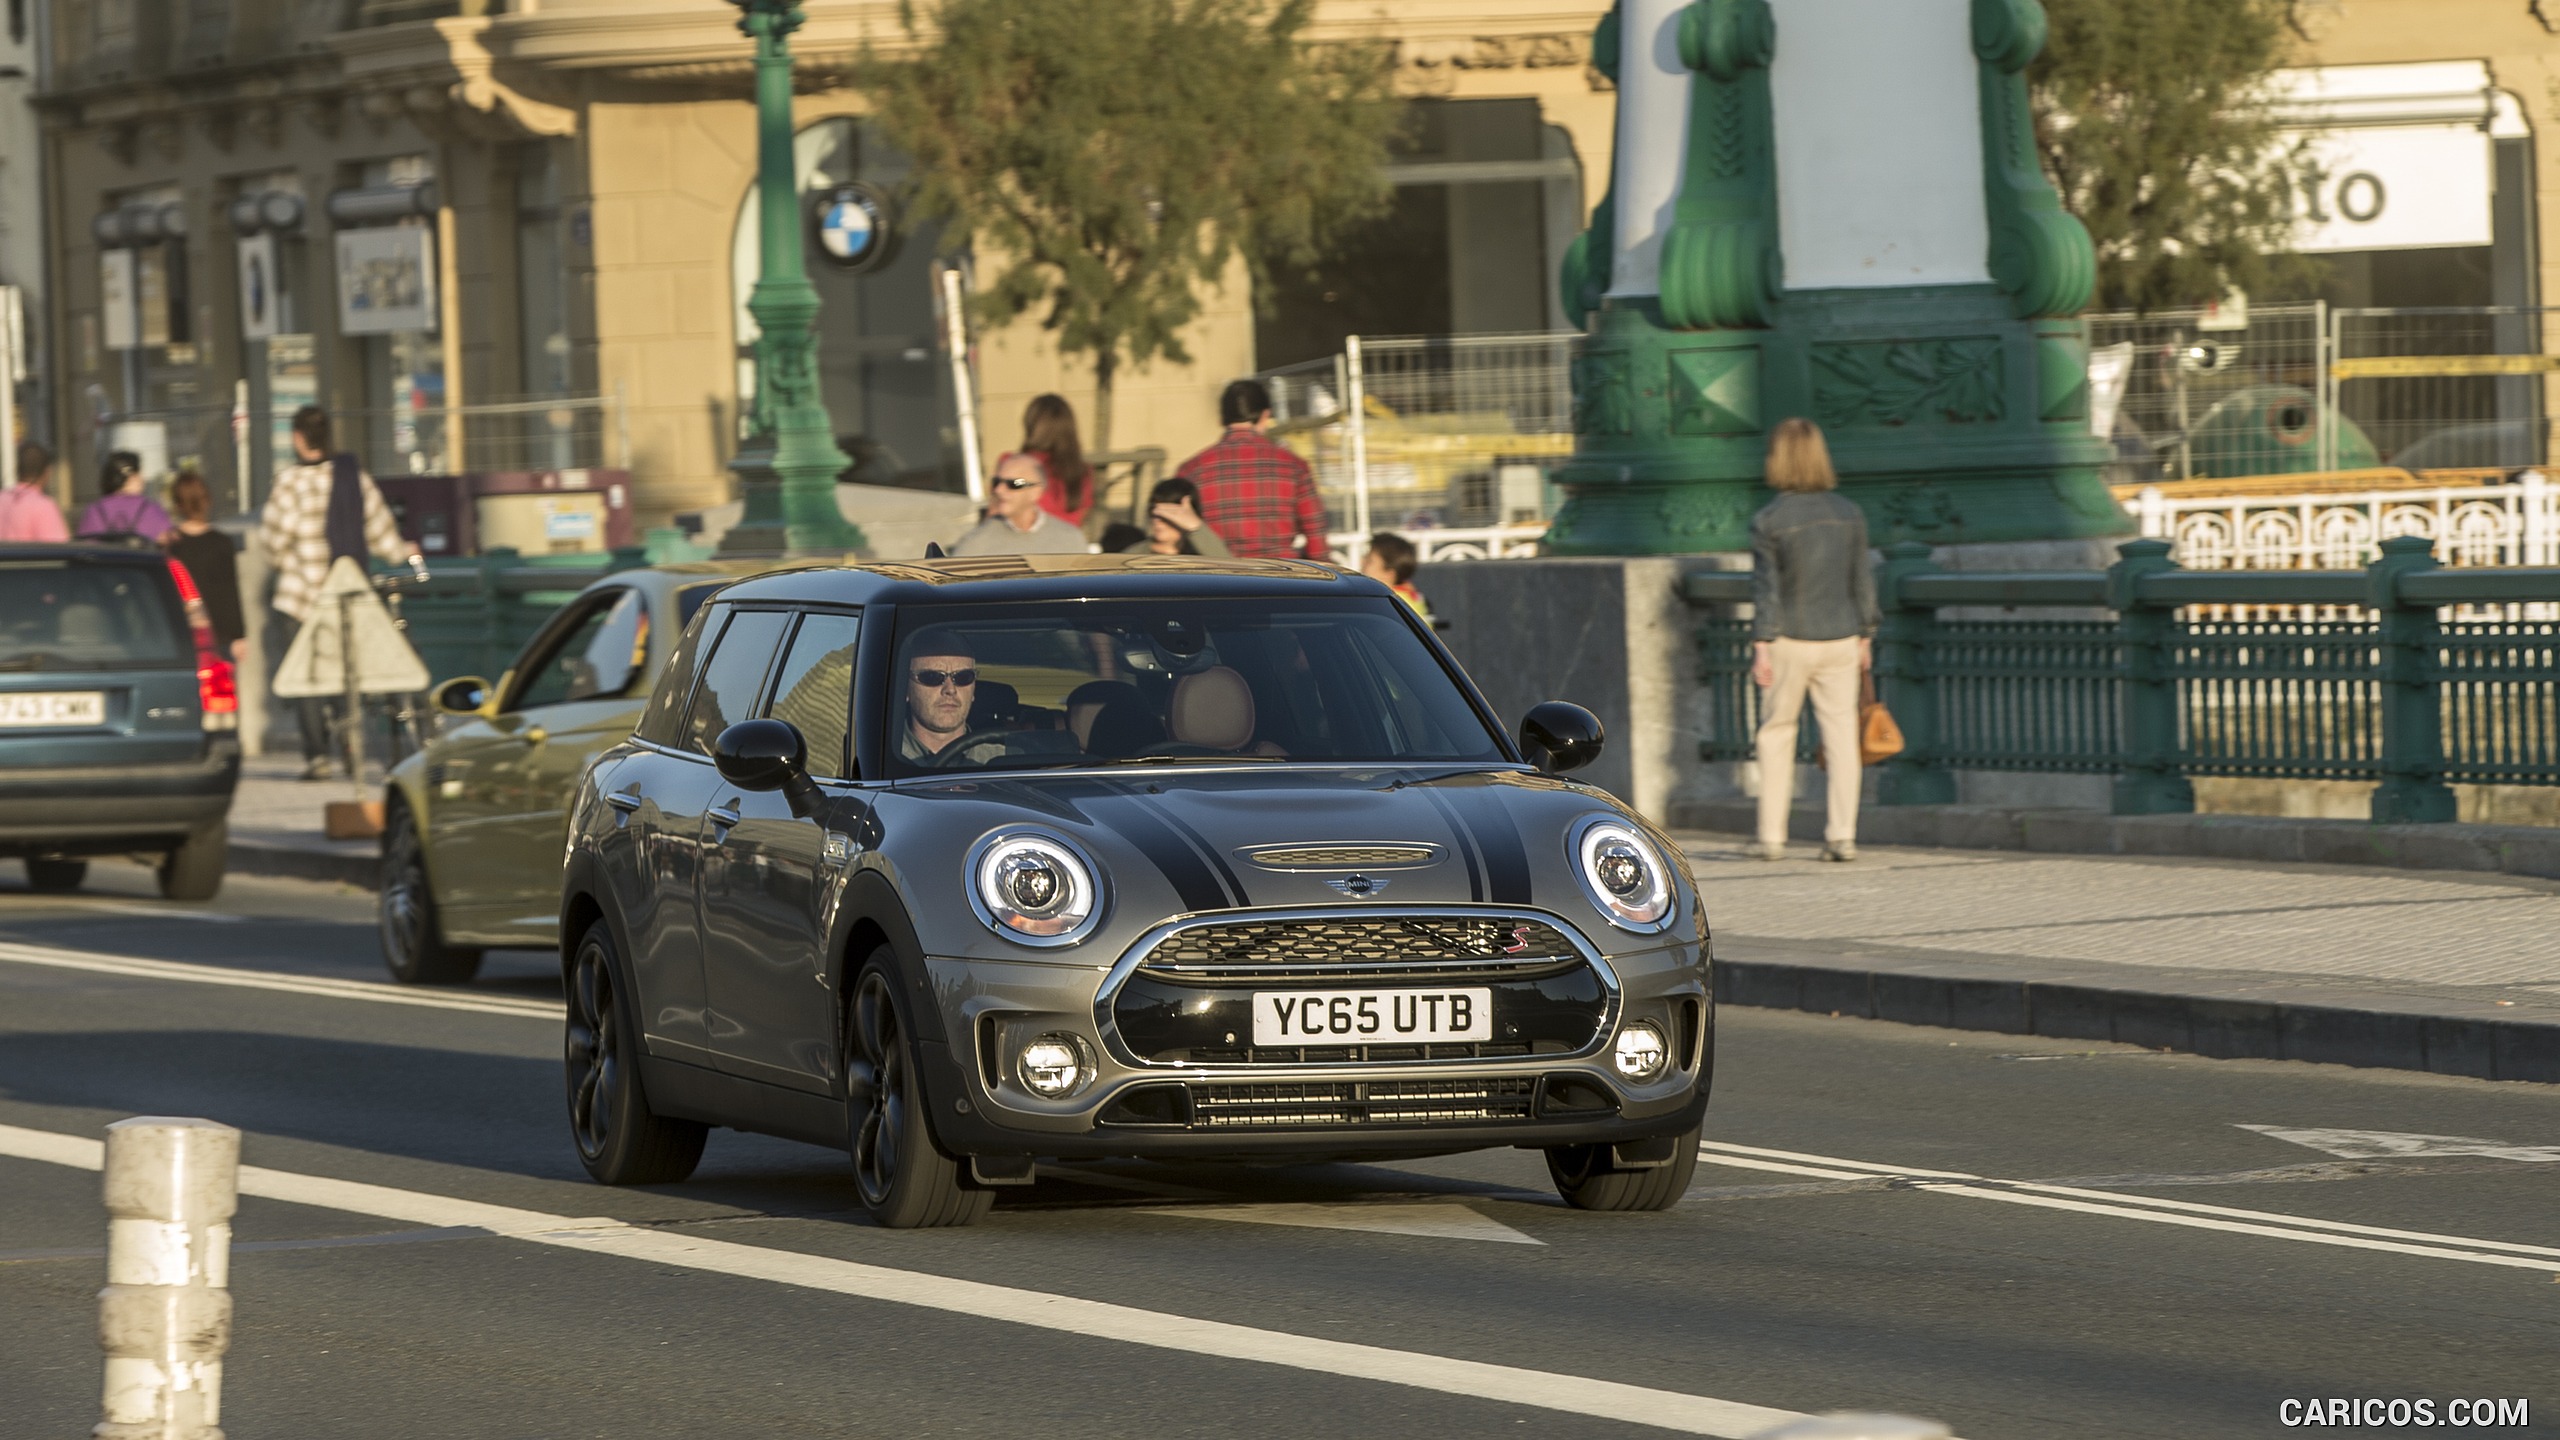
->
xmin=1752 ymin=1415 xmax=1954 ymax=1440
xmin=95 ymin=1117 xmax=239 ymax=1440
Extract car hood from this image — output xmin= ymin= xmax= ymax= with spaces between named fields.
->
xmin=876 ymin=764 xmax=1689 ymax=953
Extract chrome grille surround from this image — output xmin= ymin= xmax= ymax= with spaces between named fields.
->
xmin=1137 ymin=914 xmax=1584 ymax=980
xmin=1093 ymin=905 xmax=1621 ymax=1074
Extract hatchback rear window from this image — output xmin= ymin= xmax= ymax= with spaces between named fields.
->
xmin=0 ymin=560 xmax=186 ymax=672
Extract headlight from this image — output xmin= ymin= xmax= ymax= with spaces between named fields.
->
xmin=1613 ymin=1021 xmax=1669 ymax=1082
xmin=1571 ymin=817 xmax=1674 ymax=931
xmin=969 ymin=831 xmax=1103 ymax=945
xmin=1016 ymin=1033 xmax=1094 ymax=1098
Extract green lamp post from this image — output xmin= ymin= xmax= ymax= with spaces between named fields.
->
xmin=720 ymin=0 xmax=862 ymax=557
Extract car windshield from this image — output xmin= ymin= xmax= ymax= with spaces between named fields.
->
xmin=884 ymin=598 xmax=1505 ymax=774
xmin=0 ymin=560 xmax=185 ymax=672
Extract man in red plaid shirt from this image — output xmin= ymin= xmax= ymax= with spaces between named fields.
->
xmin=1176 ymin=380 xmax=1331 ymax=562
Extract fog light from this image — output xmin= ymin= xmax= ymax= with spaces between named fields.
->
xmin=1612 ymin=1021 xmax=1669 ymax=1082
xmin=1016 ymin=1033 xmax=1092 ymax=1099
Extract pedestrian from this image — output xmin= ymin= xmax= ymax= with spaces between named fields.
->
xmin=1177 ymin=379 xmax=1330 ymax=562
xmin=1358 ymin=531 xmax=1429 ymax=618
xmin=162 ymin=468 xmax=248 ymax=663
xmin=0 ymin=440 xmax=69 ymax=542
xmin=257 ymin=405 xmax=423 ymax=779
xmin=76 ymin=450 xmax=172 ymax=544
xmin=1019 ymin=393 xmax=1093 ymax=530
xmin=1117 ymin=477 xmax=1230 ymax=558
xmin=949 ymin=451 xmax=1092 ymax=556
xmin=1747 ymin=417 xmax=1877 ymax=863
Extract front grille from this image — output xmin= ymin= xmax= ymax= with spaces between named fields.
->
xmin=1189 ymin=1077 xmax=1538 ymax=1129
xmin=1139 ymin=915 xmax=1581 ymax=978
xmin=1243 ymin=845 xmax=1440 ymax=869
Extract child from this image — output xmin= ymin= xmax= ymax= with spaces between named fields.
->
xmin=1360 ymin=531 xmax=1430 ymax=618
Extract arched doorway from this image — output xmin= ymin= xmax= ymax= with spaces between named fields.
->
xmin=732 ymin=118 xmax=959 ymax=491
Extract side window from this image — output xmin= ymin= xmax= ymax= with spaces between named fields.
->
xmin=682 ymin=609 xmax=792 ymax=757
xmin=504 ymin=593 xmax=620 ymax=712
xmin=761 ymin=611 xmax=862 ymax=779
xmin=635 ymin=602 xmax=720 ymax=747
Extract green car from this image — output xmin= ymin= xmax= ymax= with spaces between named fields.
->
xmin=379 ymin=561 xmax=798 ymax=983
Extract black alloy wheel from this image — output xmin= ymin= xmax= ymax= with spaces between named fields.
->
xmin=1546 ymin=1122 xmax=1702 ymax=1212
xmin=379 ymin=809 xmax=482 ymax=984
xmin=845 ymin=953 xmax=991 ymax=1228
xmin=565 ymin=920 xmax=705 ymax=1186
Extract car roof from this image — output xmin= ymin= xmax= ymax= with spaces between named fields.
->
xmin=579 ymin=556 xmax=854 ymax=599
xmin=708 ymin=553 xmax=1363 ymax=607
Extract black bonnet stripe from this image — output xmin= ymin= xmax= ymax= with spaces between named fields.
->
xmin=1413 ymin=784 xmax=1485 ymax=902
xmin=1444 ymin=786 xmax=1533 ymax=905
xmin=1148 ymin=803 xmax=1252 ymax=908
xmin=1090 ymin=791 xmax=1232 ymax=913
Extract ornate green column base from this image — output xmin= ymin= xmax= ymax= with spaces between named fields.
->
xmin=1547 ymin=289 xmax=2127 ymax=555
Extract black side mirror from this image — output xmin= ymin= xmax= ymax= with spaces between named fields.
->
xmin=714 ymin=719 xmax=822 ymax=817
xmin=433 ymin=676 xmax=489 ymax=715
xmin=1519 ymin=701 xmax=1605 ymax=775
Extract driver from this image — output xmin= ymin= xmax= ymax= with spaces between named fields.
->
xmin=899 ymin=627 xmax=1011 ymax=766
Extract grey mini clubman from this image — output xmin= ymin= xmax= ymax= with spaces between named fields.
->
xmin=559 ymin=554 xmax=1712 ymax=1227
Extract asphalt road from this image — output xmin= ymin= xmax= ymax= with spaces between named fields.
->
xmin=0 ymin=860 xmax=2552 ymax=1438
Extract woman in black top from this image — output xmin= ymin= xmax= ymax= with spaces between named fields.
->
xmin=163 ymin=469 xmax=247 ymax=661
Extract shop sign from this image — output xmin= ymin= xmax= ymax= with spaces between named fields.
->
xmin=335 ymin=226 xmax=438 ymax=335
xmin=810 ymin=184 xmax=895 ymax=272
xmin=2288 ymin=125 xmax=2491 ymax=253
xmin=238 ymin=233 xmax=279 ymax=342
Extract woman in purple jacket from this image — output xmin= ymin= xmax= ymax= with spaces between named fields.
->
xmin=75 ymin=451 xmax=173 ymax=545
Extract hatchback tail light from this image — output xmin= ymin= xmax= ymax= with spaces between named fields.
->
xmin=167 ymin=558 xmax=240 ymax=732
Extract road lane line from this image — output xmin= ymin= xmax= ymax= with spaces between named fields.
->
xmin=0 ymin=940 xmax=559 ymax=1019
xmin=0 ymin=1124 xmax=1822 ymax=1439
xmin=1697 ymin=1140 xmax=2560 ymax=1270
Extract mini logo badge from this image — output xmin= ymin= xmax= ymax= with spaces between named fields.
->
xmin=1325 ymin=874 xmax=1390 ymax=898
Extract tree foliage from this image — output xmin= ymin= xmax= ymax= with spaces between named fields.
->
xmin=856 ymin=0 xmax=1401 ymax=451
xmin=2031 ymin=0 xmax=2317 ymax=312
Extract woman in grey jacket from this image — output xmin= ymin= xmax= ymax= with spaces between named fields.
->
xmin=1748 ymin=418 xmax=1879 ymax=861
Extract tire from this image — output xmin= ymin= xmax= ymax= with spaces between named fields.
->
xmin=1546 ymin=1123 xmax=1702 ymax=1212
xmin=565 ymin=918 xmax=707 ymax=1186
xmin=25 ymin=858 xmax=87 ymax=893
xmin=157 ymin=822 xmax=226 ymax=902
xmin=379 ymin=808 xmax=483 ymax=985
xmin=845 ymin=952 xmax=991 ymax=1229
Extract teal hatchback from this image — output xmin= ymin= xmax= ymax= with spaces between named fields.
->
xmin=0 ymin=544 xmax=240 ymax=899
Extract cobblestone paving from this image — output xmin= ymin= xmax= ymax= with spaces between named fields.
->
xmin=1673 ymin=838 xmax=2560 ymax=989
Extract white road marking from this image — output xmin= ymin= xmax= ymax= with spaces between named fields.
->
xmin=1696 ymin=1140 xmax=2560 ymax=1273
xmin=0 ymin=940 xmax=559 ymax=1020
xmin=0 ymin=1124 xmax=1824 ymax=1438
xmin=1155 ymin=1201 xmax=1544 ymax=1245
xmin=2237 ymin=1124 xmax=2560 ymax=1164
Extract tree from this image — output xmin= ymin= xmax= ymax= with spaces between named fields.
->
xmin=856 ymin=0 xmax=1401 ymax=454
xmin=2031 ymin=0 xmax=2317 ymax=312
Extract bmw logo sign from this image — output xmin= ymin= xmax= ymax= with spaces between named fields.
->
xmin=810 ymin=183 xmax=894 ymax=272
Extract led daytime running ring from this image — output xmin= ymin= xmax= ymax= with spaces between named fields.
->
xmin=1570 ymin=816 xmax=1674 ymax=932
xmin=967 ymin=830 xmax=1106 ymax=946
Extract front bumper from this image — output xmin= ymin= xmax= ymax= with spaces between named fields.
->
xmin=917 ymin=924 xmax=1710 ymax=1161
xmin=0 ymin=740 xmax=239 ymax=853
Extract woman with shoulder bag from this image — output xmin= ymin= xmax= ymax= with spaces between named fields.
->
xmin=1748 ymin=418 xmax=1883 ymax=862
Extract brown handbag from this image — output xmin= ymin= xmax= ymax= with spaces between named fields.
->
xmin=1817 ymin=669 xmax=1906 ymax=768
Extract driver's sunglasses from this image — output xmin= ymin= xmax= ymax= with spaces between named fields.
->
xmin=993 ymin=476 xmax=1040 ymax=491
xmin=909 ymin=667 xmax=977 ymax=689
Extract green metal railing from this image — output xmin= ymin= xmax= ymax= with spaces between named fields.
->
xmin=1685 ymin=536 xmax=2560 ymax=821
xmin=381 ymin=546 xmax=648 ymax=686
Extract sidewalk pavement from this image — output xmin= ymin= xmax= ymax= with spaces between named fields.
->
xmin=1676 ymin=833 xmax=2560 ymax=1085
xmin=227 ymin=753 xmax=379 ymax=888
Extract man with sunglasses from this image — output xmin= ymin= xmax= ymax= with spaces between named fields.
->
xmin=948 ymin=451 xmax=1091 ymax=557
xmin=898 ymin=628 xmax=1013 ymax=765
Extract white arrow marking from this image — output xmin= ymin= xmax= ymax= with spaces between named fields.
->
xmin=1155 ymin=1201 xmax=1544 ymax=1245
xmin=2237 ymin=1125 xmax=2560 ymax=1164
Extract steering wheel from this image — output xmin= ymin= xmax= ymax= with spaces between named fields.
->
xmin=919 ymin=729 xmax=1021 ymax=766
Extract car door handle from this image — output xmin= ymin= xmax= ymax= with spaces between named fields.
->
xmin=707 ymin=805 xmax=742 ymax=830
xmin=604 ymin=792 xmax=642 ymax=813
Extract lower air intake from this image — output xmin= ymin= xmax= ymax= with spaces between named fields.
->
xmin=1188 ymin=1077 xmax=1537 ymax=1129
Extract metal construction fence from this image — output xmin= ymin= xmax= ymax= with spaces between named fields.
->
xmin=1686 ymin=538 xmax=2560 ymax=819
xmin=346 ymin=391 xmax=632 ymax=480
xmin=378 ymin=547 xmax=647 ymax=688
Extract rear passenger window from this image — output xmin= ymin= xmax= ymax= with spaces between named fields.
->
xmin=762 ymin=612 xmax=862 ymax=779
xmin=635 ymin=602 xmax=719 ymax=747
xmin=682 ymin=609 xmax=792 ymax=757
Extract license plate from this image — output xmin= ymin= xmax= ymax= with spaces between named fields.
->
xmin=0 ymin=692 xmax=105 ymax=728
xmin=1252 ymin=988 xmax=1493 ymax=1046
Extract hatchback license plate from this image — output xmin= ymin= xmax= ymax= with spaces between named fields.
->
xmin=0 ymin=692 xmax=104 ymax=728
xmin=1253 ymin=988 xmax=1493 ymax=1046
